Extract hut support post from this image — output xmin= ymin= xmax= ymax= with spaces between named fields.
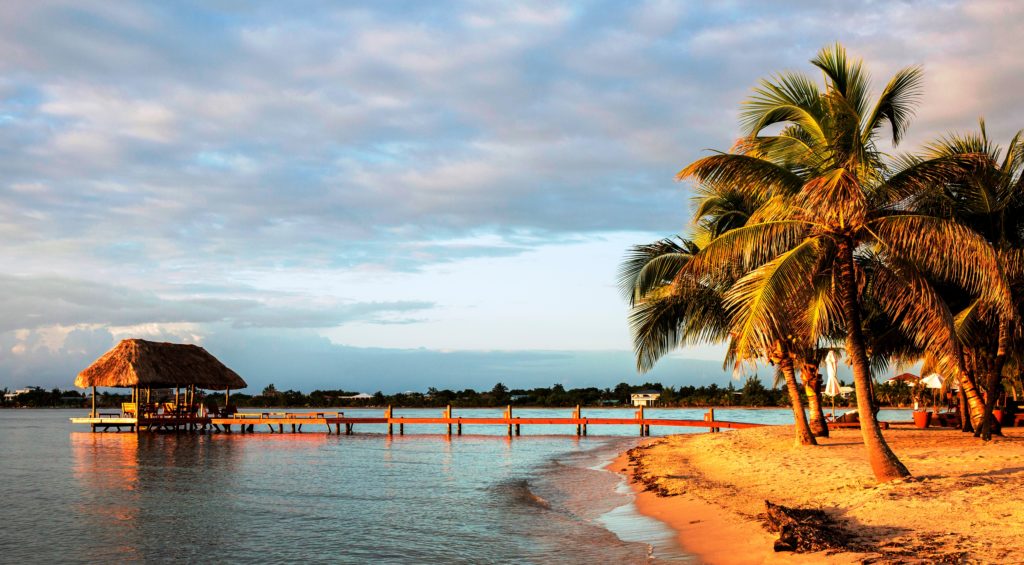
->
xmin=91 ymin=386 xmax=97 ymax=418
xmin=225 ymin=388 xmax=230 ymax=406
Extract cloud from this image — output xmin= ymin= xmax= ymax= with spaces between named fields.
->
xmin=0 ymin=1 xmax=1022 ymax=386
xmin=0 ymin=324 xmax=737 ymax=393
xmin=0 ymin=274 xmax=434 ymax=333
xmin=3 ymin=1 xmax=1022 ymax=282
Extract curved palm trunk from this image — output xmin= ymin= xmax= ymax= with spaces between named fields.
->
xmin=978 ymin=320 xmax=1009 ymax=440
xmin=838 ymin=240 xmax=910 ymax=482
xmin=957 ymin=350 xmax=987 ymax=432
xmin=779 ymin=352 xmax=817 ymax=446
xmin=802 ymin=363 xmax=829 ymax=437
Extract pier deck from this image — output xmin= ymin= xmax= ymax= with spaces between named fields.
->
xmin=72 ymin=406 xmax=761 ymax=436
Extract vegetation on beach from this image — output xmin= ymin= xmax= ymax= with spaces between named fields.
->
xmin=621 ymin=43 xmax=1024 ymax=483
xmin=4 ymin=379 xmax=922 ymax=409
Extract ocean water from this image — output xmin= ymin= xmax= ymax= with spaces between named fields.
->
xmin=0 ymin=408 xmax=912 ymax=564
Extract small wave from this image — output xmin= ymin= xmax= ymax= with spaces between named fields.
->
xmin=495 ymin=478 xmax=553 ymax=510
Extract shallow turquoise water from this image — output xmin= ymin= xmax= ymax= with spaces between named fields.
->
xmin=0 ymin=408 xmax=911 ymax=563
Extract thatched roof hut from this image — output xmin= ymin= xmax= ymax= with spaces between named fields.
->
xmin=75 ymin=339 xmax=247 ymax=390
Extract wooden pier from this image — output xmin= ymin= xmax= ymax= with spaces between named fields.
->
xmin=72 ymin=405 xmax=762 ymax=436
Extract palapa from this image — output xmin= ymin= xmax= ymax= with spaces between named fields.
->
xmin=75 ymin=339 xmax=247 ymax=390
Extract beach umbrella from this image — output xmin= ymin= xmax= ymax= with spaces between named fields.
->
xmin=823 ymin=351 xmax=842 ymax=417
xmin=920 ymin=373 xmax=943 ymax=389
xmin=920 ymin=373 xmax=944 ymax=413
xmin=887 ymin=372 xmax=918 ymax=385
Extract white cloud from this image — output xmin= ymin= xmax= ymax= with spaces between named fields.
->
xmin=0 ymin=1 xmax=1022 ymax=387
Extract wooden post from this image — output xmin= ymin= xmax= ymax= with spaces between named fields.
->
xmin=225 ymin=387 xmax=230 ymax=406
xmin=446 ymin=405 xmax=452 ymax=436
xmin=386 ymin=405 xmax=393 ymax=435
xmin=457 ymin=421 xmax=462 ymax=435
xmin=575 ymin=404 xmax=581 ymax=436
xmin=638 ymin=404 xmax=645 ymax=436
xmin=399 ymin=423 xmax=403 ymax=435
xmin=506 ymin=405 xmax=513 ymax=437
xmin=91 ymin=386 xmax=97 ymax=418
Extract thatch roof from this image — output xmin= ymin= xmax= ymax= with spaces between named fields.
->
xmin=75 ymin=339 xmax=247 ymax=390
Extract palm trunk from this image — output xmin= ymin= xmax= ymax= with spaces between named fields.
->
xmin=802 ymin=362 xmax=829 ymax=437
xmin=977 ymin=319 xmax=1009 ymax=440
xmin=837 ymin=239 xmax=910 ymax=482
xmin=957 ymin=385 xmax=972 ymax=432
xmin=956 ymin=349 xmax=985 ymax=432
xmin=779 ymin=351 xmax=817 ymax=446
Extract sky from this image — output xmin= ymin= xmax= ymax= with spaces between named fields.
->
xmin=2 ymin=1 xmax=1023 ymax=393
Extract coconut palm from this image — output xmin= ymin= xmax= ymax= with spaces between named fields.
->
xmin=676 ymin=44 xmax=1008 ymax=482
xmin=620 ymin=236 xmax=820 ymax=445
xmin=918 ymin=121 xmax=1024 ymax=439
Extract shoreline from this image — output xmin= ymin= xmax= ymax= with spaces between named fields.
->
xmin=612 ymin=426 xmax=1024 ymax=563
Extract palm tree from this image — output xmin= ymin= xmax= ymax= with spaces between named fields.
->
xmin=618 ymin=237 xmax=731 ymax=373
xmin=620 ymin=233 xmax=819 ymax=446
xmin=918 ymin=121 xmax=1024 ymax=439
xmin=676 ymin=44 xmax=1008 ymax=482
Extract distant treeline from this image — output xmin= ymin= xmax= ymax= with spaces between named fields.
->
xmin=3 ymin=378 xmax=917 ymax=409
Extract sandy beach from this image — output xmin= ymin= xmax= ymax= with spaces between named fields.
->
xmin=614 ymin=426 xmax=1024 ymax=564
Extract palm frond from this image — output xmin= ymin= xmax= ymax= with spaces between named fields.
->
xmin=812 ymin=42 xmax=872 ymax=119
xmin=739 ymin=72 xmax=826 ymax=140
xmin=678 ymin=152 xmax=805 ymax=199
xmin=618 ymin=237 xmax=696 ymax=303
xmin=868 ymin=214 xmax=1011 ymax=308
xmin=862 ymin=65 xmax=924 ymax=145
xmin=682 ymin=220 xmax=814 ymax=282
xmin=723 ymin=238 xmax=824 ymax=362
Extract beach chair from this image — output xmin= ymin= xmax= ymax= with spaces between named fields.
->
xmin=121 ymin=402 xmax=137 ymax=417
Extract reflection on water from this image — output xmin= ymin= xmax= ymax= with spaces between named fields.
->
xmin=4 ymin=408 xmax=911 ymax=564
xmin=8 ymin=410 xmax=679 ymax=564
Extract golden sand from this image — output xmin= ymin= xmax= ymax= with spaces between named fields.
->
xmin=614 ymin=426 xmax=1024 ymax=563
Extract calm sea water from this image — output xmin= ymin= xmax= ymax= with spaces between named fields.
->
xmin=0 ymin=407 xmax=911 ymax=564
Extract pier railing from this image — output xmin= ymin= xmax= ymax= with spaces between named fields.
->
xmin=72 ymin=405 xmax=763 ymax=435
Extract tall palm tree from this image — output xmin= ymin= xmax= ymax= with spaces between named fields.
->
xmin=919 ymin=121 xmax=1024 ymax=439
xmin=676 ymin=44 xmax=1008 ymax=482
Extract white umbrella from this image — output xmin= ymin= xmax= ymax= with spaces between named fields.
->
xmin=823 ymin=351 xmax=842 ymax=417
xmin=920 ymin=373 xmax=944 ymax=413
xmin=920 ymin=373 xmax=943 ymax=389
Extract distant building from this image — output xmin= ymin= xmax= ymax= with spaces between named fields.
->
xmin=510 ymin=394 xmax=529 ymax=402
xmin=4 ymin=386 xmax=43 ymax=401
xmin=339 ymin=393 xmax=373 ymax=400
xmin=631 ymin=391 xmax=661 ymax=407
